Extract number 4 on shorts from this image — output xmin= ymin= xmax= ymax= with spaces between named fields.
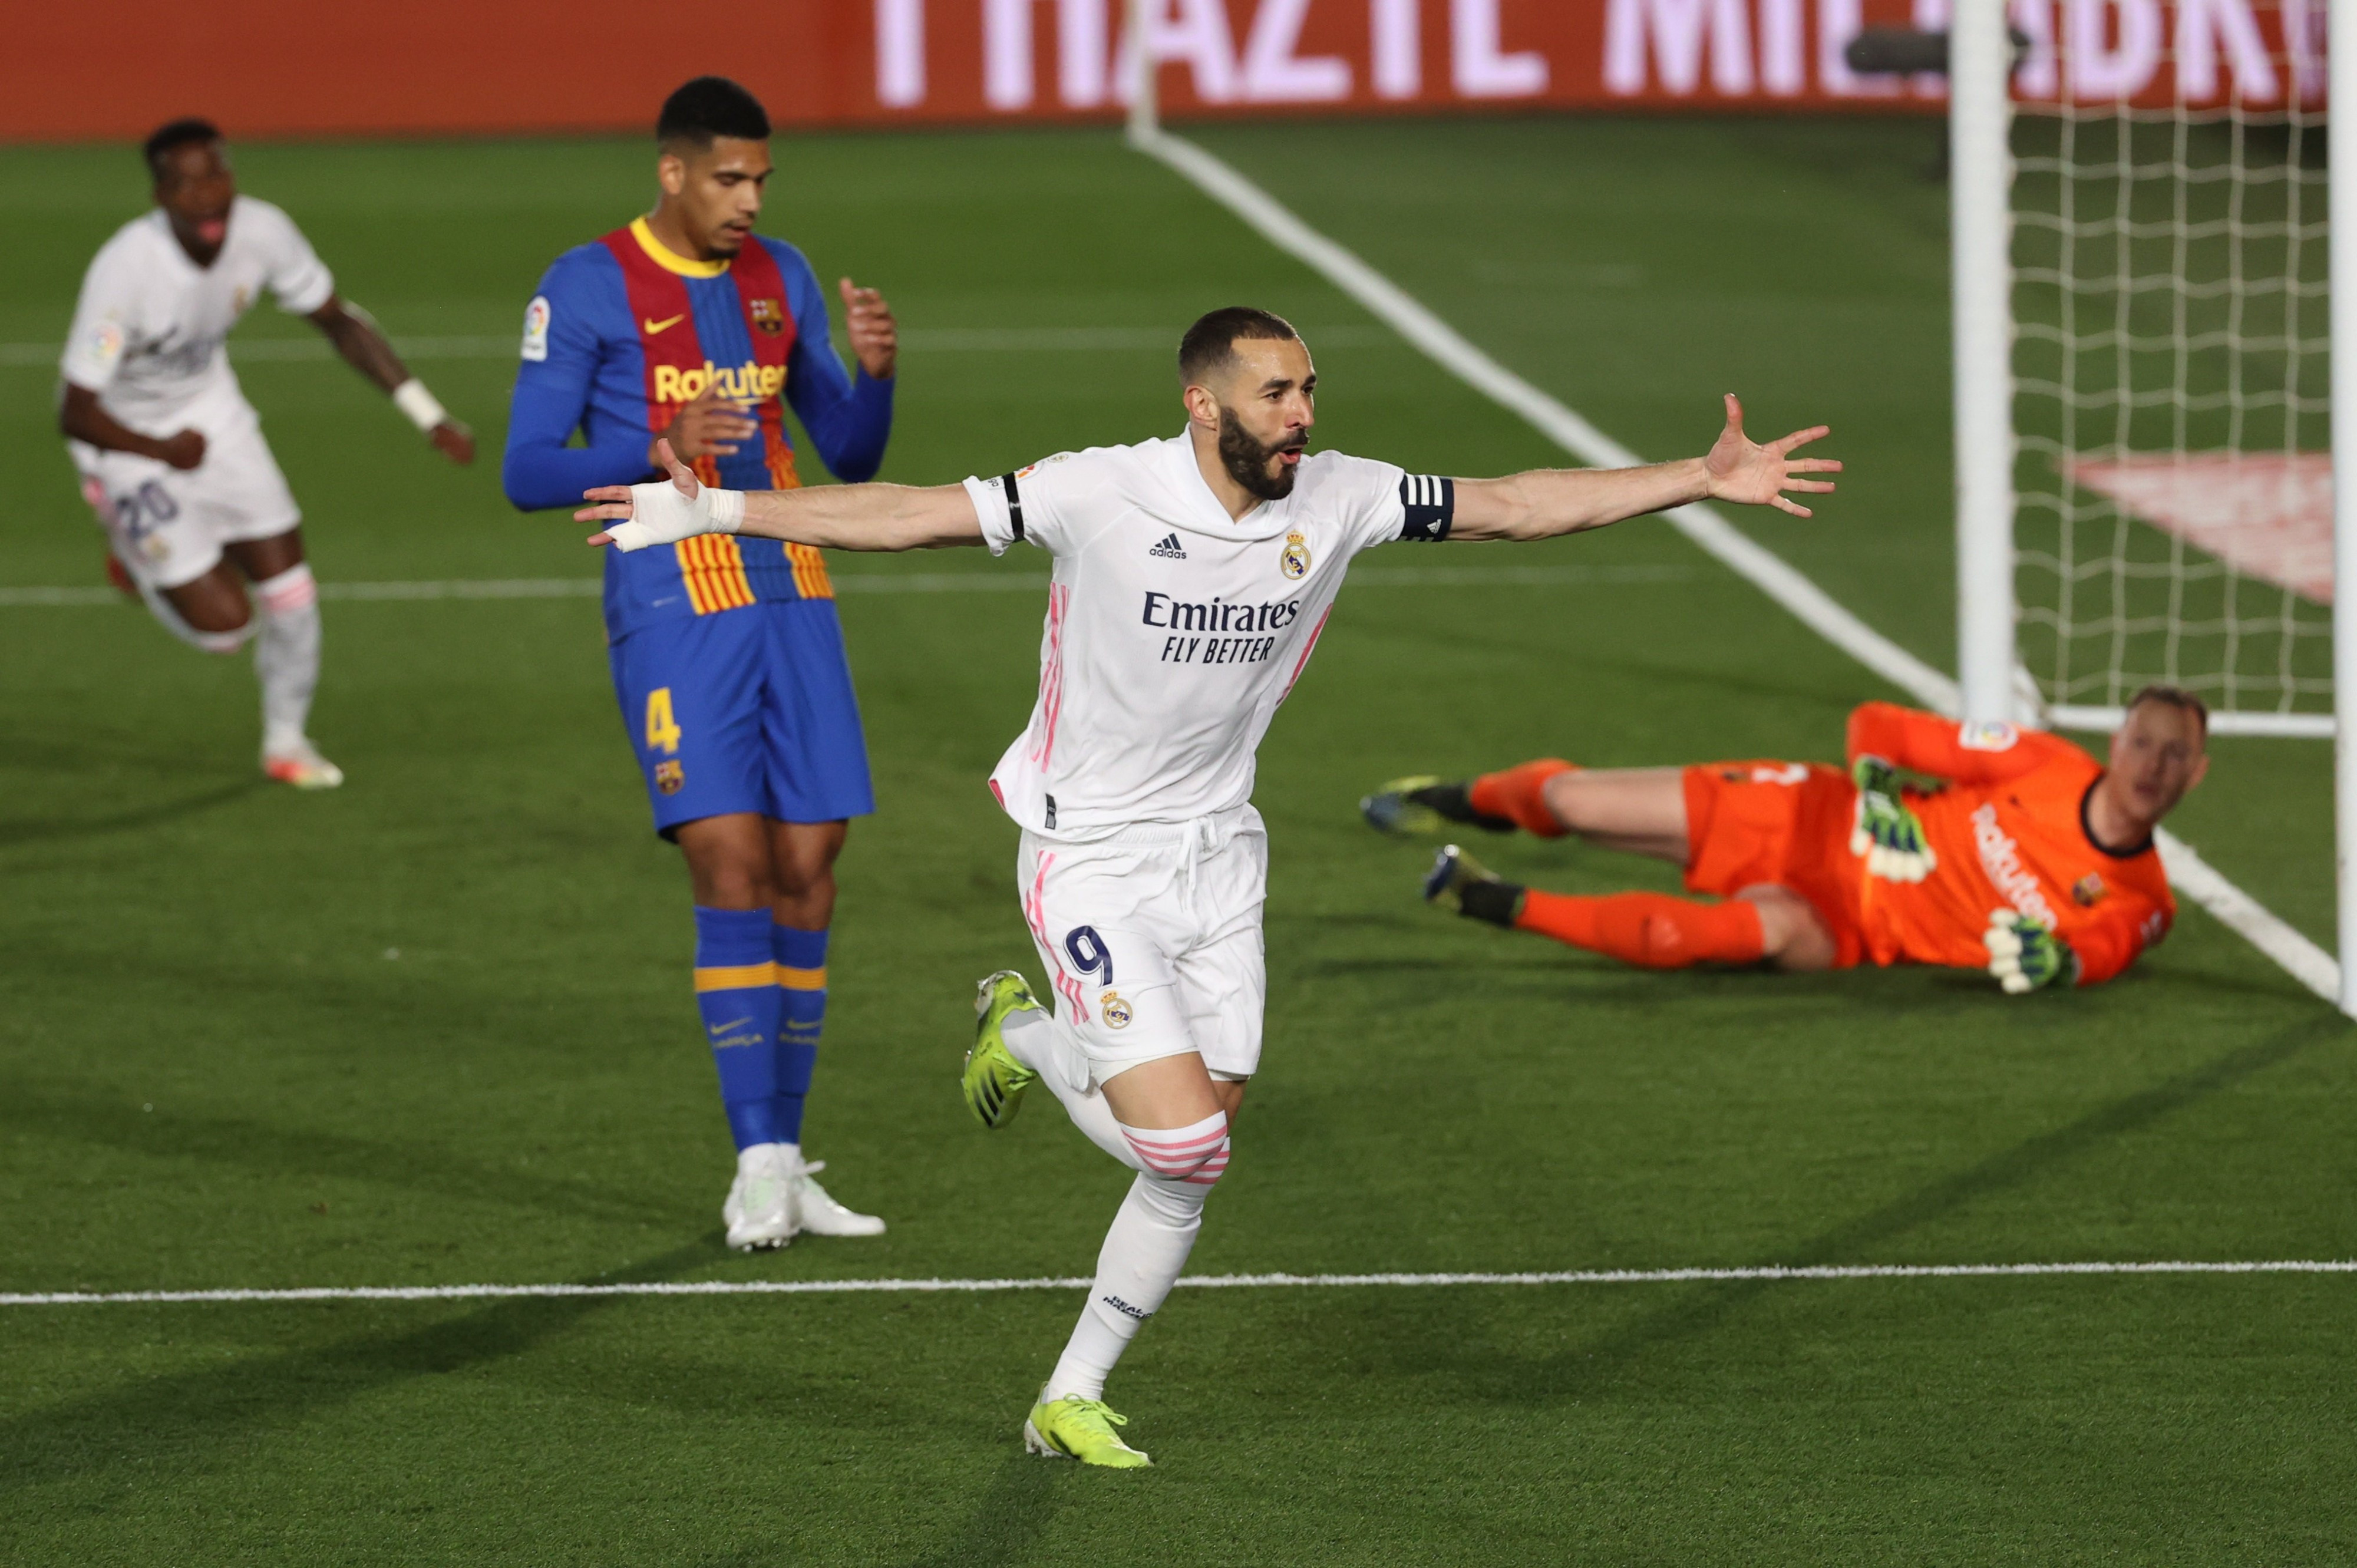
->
xmin=645 ymin=686 xmax=682 ymax=755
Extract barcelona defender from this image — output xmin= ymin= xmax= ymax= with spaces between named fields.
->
xmin=501 ymin=77 xmax=896 ymax=1249
xmin=1366 ymin=691 xmax=2206 ymax=992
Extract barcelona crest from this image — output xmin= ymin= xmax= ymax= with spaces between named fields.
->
xmin=748 ymin=298 xmax=786 ymax=336
xmin=654 ymin=760 xmax=685 ymax=795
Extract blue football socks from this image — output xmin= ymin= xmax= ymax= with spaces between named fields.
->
xmin=772 ymin=923 xmax=829 ymax=1145
xmin=693 ymin=906 xmax=784 ymax=1150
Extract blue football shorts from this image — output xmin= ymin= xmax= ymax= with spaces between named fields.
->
xmin=607 ymin=599 xmax=875 ymax=837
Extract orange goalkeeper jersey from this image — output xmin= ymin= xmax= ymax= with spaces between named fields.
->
xmin=1845 ymin=703 xmax=2175 ymax=984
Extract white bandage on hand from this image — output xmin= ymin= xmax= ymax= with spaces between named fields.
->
xmin=391 ymin=378 xmax=448 ymax=433
xmin=603 ymin=481 xmax=745 ymax=553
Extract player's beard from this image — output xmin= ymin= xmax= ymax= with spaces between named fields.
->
xmin=1217 ymin=404 xmax=1305 ymax=501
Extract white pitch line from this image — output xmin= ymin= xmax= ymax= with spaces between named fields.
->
xmin=0 ymin=562 xmax=1691 ymax=610
xmin=7 ymin=1258 xmax=2352 ymax=1306
xmin=1130 ymin=124 xmax=2343 ymax=1008
xmin=0 ymin=324 xmax=1404 ymax=369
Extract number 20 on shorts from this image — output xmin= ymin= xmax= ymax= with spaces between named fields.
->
xmin=645 ymin=687 xmax=683 ymax=755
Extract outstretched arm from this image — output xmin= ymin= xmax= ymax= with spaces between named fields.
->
xmin=1846 ymin=701 xmax=2068 ymax=784
xmin=308 ymin=296 xmax=474 ymax=465
xmin=577 ymin=438 xmax=981 ymax=553
xmin=1447 ymin=395 xmax=1837 ymax=542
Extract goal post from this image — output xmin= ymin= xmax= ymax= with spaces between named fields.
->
xmin=1952 ymin=0 xmax=2021 ymax=731
xmin=2333 ymin=0 xmax=2357 ymax=1012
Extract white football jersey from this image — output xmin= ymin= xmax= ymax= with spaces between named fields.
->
xmin=962 ymin=433 xmax=1455 ymax=837
xmin=60 ymin=196 xmax=335 ymax=442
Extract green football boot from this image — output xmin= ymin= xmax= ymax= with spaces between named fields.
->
xmin=1360 ymin=775 xmax=1516 ymax=837
xmin=964 ymin=970 xmax=1042 ymax=1128
xmin=1025 ymin=1394 xmax=1153 ymax=1468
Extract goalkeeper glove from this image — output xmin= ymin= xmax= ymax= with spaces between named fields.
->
xmin=1983 ymin=910 xmax=2078 ymax=994
xmin=1848 ymin=756 xmax=1936 ymax=883
xmin=603 ymin=478 xmax=745 ymax=553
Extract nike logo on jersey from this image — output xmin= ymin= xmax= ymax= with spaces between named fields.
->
xmin=706 ymin=1016 xmax=755 ymax=1035
xmin=643 ymin=313 xmax=688 ymax=335
xmin=1148 ymin=533 xmax=1187 ymax=559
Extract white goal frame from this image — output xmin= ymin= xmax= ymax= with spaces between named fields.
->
xmin=1950 ymin=0 xmax=2357 ymax=1011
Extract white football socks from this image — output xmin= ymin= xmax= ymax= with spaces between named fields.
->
xmin=1044 ymin=1168 xmax=1213 ymax=1403
xmin=252 ymin=563 xmax=321 ymax=755
xmin=999 ymin=1005 xmax=1138 ymax=1168
xmin=1002 ymin=1003 xmax=1237 ymax=1403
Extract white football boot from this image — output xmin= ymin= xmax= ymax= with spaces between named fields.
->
xmin=722 ymin=1142 xmax=798 ymax=1251
xmin=263 ymin=738 xmax=345 ymax=791
xmin=793 ymin=1156 xmax=886 ymax=1237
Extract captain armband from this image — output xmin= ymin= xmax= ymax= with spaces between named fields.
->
xmin=1398 ymin=474 xmax=1454 ymax=542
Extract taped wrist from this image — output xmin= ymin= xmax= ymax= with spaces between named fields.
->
xmin=391 ymin=378 xmax=447 ymax=433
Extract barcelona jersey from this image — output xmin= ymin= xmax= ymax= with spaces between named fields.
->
xmin=501 ymin=217 xmax=894 ymax=638
xmin=1846 ymin=704 xmax=2174 ymax=983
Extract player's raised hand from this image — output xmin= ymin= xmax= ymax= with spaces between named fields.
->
xmin=653 ymin=384 xmax=760 ymax=464
xmin=840 ymin=278 xmax=898 ymax=381
xmin=579 ymin=438 xmax=744 ymax=551
xmin=430 ymin=419 xmax=476 ymax=466
xmin=1704 ymin=394 xmax=1839 ymax=516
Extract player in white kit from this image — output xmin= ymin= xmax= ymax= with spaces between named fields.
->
xmin=577 ymin=307 xmax=1838 ymax=1465
xmin=58 ymin=119 xmax=475 ymax=788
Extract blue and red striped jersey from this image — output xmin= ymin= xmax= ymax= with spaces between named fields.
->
xmin=501 ymin=217 xmax=894 ymax=634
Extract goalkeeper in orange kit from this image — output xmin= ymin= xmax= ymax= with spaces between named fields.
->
xmin=1361 ymin=688 xmax=2210 ymax=993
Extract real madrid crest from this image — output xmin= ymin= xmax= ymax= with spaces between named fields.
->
xmin=1280 ymin=530 xmax=1311 ymax=580
xmin=1100 ymin=991 xmax=1133 ymax=1029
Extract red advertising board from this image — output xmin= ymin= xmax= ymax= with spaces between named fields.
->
xmin=0 ymin=1 xmax=2318 ymax=143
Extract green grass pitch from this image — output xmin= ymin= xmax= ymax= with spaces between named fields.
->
xmin=2 ymin=117 xmax=2352 ymax=1563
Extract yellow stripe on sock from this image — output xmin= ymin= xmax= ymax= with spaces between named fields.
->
xmin=775 ymin=965 xmax=828 ymax=991
xmin=694 ymin=961 xmax=780 ymax=992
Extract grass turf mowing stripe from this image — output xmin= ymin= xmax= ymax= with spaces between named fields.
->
xmin=0 ymin=562 xmax=1695 ymax=608
xmin=1130 ymin=123 xmax=2345 ymax=1008
xmin=9 ymin=1259 xmax=2353 ymax=1306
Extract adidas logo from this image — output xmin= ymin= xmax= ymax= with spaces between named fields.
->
xmin=1147 ymin=532 xmax=1187 ymax=559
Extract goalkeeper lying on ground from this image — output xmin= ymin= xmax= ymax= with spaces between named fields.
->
xmin=1362 ymin=689 xmax=2209 ymax=993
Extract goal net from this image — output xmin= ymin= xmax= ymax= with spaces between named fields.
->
xmin=1999 ymin=0 xmax=2332 ymax=735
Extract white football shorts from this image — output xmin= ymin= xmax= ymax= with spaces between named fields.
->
xmin=72 ymin=407 xmax=301 ymax=590
xmin=1016 ymin=804 xmax=1269 ymax=1085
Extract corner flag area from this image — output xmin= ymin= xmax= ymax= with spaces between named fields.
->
xmin=2 ymin=120 xmax=2351 ymax=1562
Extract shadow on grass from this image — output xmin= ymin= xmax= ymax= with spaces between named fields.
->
xmin=0 ymin=778 xmax=263 ymax=849
xmin=0 ymin=1078 xmax=682 ymax=1229
xmin=1459 ymin=1009 xmax=2354 ymax=1402
xmin=900 ymin=1453 xmax=1065 ymax=1568
xmin=0 ymin=1241 xmax=715 ymax=1497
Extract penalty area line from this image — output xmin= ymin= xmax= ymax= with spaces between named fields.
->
xmin=6 ymin=1259 xmax=2353 ymax=1307
xmin=1125 ymin=124 xmax=2342 ymax=1008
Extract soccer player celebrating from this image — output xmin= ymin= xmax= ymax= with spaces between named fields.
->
xmin=576 ymin=307 xmax=1836 ymax=1464
xmin=501 ymin=78 xmax=897 ymax=1251
xmin=59 ymin=118 xmax=474 ymax=790
xmin=1364 ymin=690 xmax=2205 ymax=992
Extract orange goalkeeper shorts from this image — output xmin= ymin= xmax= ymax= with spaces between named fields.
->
xmin=1681 ymin=761 xmax=1866 ymax=968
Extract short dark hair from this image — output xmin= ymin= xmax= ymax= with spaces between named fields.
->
xmin=1178 ymin=306 xmax=1300 ymax=385
xmin=2127 ymin=683 xmax=2209 ymax=740
xmin=143 ymin=118 xmax=223 ymax=177
xmin=656 ymin=77 xmax=771 ymax=151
